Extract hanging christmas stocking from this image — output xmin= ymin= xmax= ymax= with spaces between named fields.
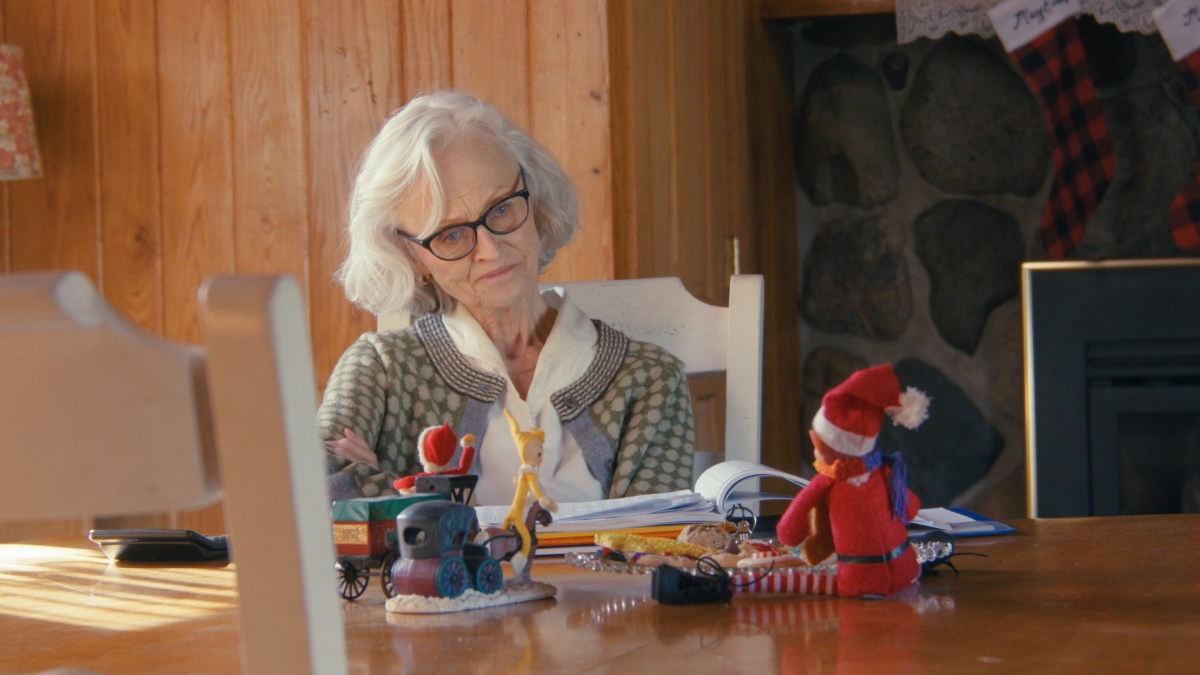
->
xmin=1154 ymin=0 xmax=1200 ymax=250
xmin=988 ymin=0 xmax=1115 ymax=259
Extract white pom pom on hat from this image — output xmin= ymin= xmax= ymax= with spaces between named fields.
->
xmin=811 ymin=363 xmax=931 ymax=457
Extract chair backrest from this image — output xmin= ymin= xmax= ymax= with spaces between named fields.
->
xmin=0 ymin=271 xmax=219 ymax=517
xmin=545 ymin=276 xmax=764 ymax=471
xmin=378 ymin=275 xmax=765 ymax=474
xmin=0 ymin=270 xmax=345 ymax=675
xmin=200 ymin=275 xmax=346 ymax=675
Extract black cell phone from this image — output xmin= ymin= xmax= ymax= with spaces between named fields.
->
xmin=87 ymin=529 xmax=230 ymax=563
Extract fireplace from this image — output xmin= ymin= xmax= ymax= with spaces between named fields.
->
xmin=1023 ymin=259 xmax=1200 ymax=517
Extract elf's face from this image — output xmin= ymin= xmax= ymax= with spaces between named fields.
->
xmin=810 ymin=429 xmax=837 ymax=464
xmin=521 ymin=437 xmax=544 ymax=467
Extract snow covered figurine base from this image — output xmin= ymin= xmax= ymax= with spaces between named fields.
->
xmin=385 ymin=579 xmax=556 ymax=614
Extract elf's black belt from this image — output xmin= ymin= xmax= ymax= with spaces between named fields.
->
xmin=838 ymin=542 xmax=910 ymax=564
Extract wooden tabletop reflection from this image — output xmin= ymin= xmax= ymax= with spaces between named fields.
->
xmin=2 ymin=515 xmax=1198 ymax=673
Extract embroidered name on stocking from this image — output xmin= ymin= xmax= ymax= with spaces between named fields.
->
xmin=989 ymin=0 xmax=1115 ymax=259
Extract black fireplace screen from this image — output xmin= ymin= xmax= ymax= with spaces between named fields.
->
xmin=1023 ymin=260 xmax=1200 ymax=517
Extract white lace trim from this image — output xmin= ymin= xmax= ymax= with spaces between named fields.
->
xmin=896 ymin=0 xmax=1169 ymax=43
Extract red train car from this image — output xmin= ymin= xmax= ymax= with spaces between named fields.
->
xmin=331 ymin=493 xmax=439 ymax=600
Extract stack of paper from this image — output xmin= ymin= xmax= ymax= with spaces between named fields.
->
xmin=908 ymin=507 xmax=1015 ymax=537
xmin=475 ymin=489 xmax=722 ymax=534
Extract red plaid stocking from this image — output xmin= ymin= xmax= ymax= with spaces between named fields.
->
xmin=1165 ymin=50 xmax=1200 ymax=250
xmin=1155 ymin=0 xmax=1200 ymax=250
xmin=990 ymin=3 xmax=1115 ymax=259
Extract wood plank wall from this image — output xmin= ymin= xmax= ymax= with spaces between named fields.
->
xmin=609 ymin=1 xmax=802 ymax=480
xmin=0 ymin=0 xmax=612 ymax=538
xmin=609 ymin=0 xmax=750 ymax=305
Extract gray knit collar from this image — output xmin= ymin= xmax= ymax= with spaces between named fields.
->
xmin=414 ymin=314 xmax=628 ymax=420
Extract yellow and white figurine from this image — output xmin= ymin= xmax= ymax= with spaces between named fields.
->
xmin=501 ymin=409 xmax=558 ymax=577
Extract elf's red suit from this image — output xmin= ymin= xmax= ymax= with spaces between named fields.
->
xmin=777 ymin=363 xmax=930 ymax=598
xmin=777 ymin=455 xmax=921 ymax=598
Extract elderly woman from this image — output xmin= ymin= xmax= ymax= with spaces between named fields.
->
xmin=319 ymin=90 xmax=695 ymax=506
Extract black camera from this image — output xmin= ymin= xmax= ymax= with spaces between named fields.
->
xmin=651 ymin=561 xmax=733 ymax=604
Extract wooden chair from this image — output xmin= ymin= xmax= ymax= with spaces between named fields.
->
xmin=0 ymin=270 xmax=345 ymax=675
xmin=379 ymin=275 xmax=765 ymax=480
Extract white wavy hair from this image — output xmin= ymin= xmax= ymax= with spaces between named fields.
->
xmin=338 ymin=90 xmax=578 ymax=317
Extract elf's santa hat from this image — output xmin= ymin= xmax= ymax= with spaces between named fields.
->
xmin=417 ymin=422 xmax=459 ymax=472
xmin=812 ymin=364 xmax=930 ymax=457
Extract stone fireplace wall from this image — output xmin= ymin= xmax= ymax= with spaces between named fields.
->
xmin=788 ymin=16 xmax=1200 ymax=518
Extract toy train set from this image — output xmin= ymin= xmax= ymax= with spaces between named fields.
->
xmin=332 ymin=475 xmax=547 ymax=600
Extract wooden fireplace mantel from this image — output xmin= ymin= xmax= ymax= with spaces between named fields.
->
xmin=761 ymin=0 xmax=896 ymax=18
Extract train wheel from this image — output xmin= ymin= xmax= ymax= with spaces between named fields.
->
xmin=380 ymin=551 xmax=399 ymax=598
xmin=435 ymin=557 xmax=469 ymax=598
xmin=475 ymin=558 xmax=503 ymax=594
xmin=336 ymin=561 xmax=368 ymax=600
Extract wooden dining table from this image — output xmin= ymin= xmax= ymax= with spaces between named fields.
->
xmin=1 ymin=514 xmax=1197 ymax=673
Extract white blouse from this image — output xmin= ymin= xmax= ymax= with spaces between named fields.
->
xmin=441 ymin=289 xmax=605 ymax=506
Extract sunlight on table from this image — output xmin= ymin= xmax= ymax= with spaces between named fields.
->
xmin=0 ymin=543 xmax=236 ymax=631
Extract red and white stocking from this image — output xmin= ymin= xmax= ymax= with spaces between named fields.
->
xmin=989 ymin=0 xmax=1116 ymax=259
xmin=1155 ymin=0 xmax=1200 ymax=250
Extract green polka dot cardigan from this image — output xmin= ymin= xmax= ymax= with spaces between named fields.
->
xmin=319 ymin=314 xmax=696 ymax=501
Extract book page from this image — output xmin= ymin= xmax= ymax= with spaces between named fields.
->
xmin=694 ymin=460 xmax=809 ymax=513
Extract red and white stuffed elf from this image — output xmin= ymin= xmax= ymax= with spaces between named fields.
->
xmin=777 ymin=363 xmax=930 ymax=597
xmin=393 ymin=422 xmax=476 ymax=493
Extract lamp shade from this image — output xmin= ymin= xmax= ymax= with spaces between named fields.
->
xmin=0 ymin=44 xmax=42 ymax=180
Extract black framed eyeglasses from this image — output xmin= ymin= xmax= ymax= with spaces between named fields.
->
xmin=397 ymin=167 xmax=530 ymax=261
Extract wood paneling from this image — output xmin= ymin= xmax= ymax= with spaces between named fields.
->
xmin=671 ymin=4 xmax=709 ymax=296
xmin=157 ymin=0 xmax=235 ymax=347
xmin=761 ymin=0 xmax=894 ymax=18
xmin=0 ymin=1 xmax=6 ymax=271
xmin=451 ymin=0 xmax=529 ymax=128
xmin=608 ymin=0 xmax=751 ymax=306
xmin=6 ymin=0 xmax=97 ymax=278
xmin=306 ymin=0 xmax=402 ymax=386
xmin=607 ymin=0 xmax=802 ymax=477
xmin=96 ymin=1 xmax=162 ymax=332
xmin=400 ymin=0 xmax=450 ymax=97
xmin=608 ymin=0 xmax=671 ymax=289
xmin=230 ymin=0 xmax=308 ymax=285
xmin=529 ymin=0 xmax=611 ymax=283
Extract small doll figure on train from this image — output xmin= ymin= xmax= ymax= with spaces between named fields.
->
xmin=777 ymin=363 xmax=931 ymax=598
xmin=393 ymin=422 xmax=476 ymax=494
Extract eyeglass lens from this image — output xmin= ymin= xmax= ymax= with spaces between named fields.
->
xmin=428 ymin=193 xmax=528 ymax=260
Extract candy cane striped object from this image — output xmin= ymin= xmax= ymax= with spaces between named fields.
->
xmin=730 ymin=568 xmax=838 ymax=596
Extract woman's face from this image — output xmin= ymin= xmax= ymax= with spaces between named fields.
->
xmin=397 ymin=135 xmax=541 ymax=315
